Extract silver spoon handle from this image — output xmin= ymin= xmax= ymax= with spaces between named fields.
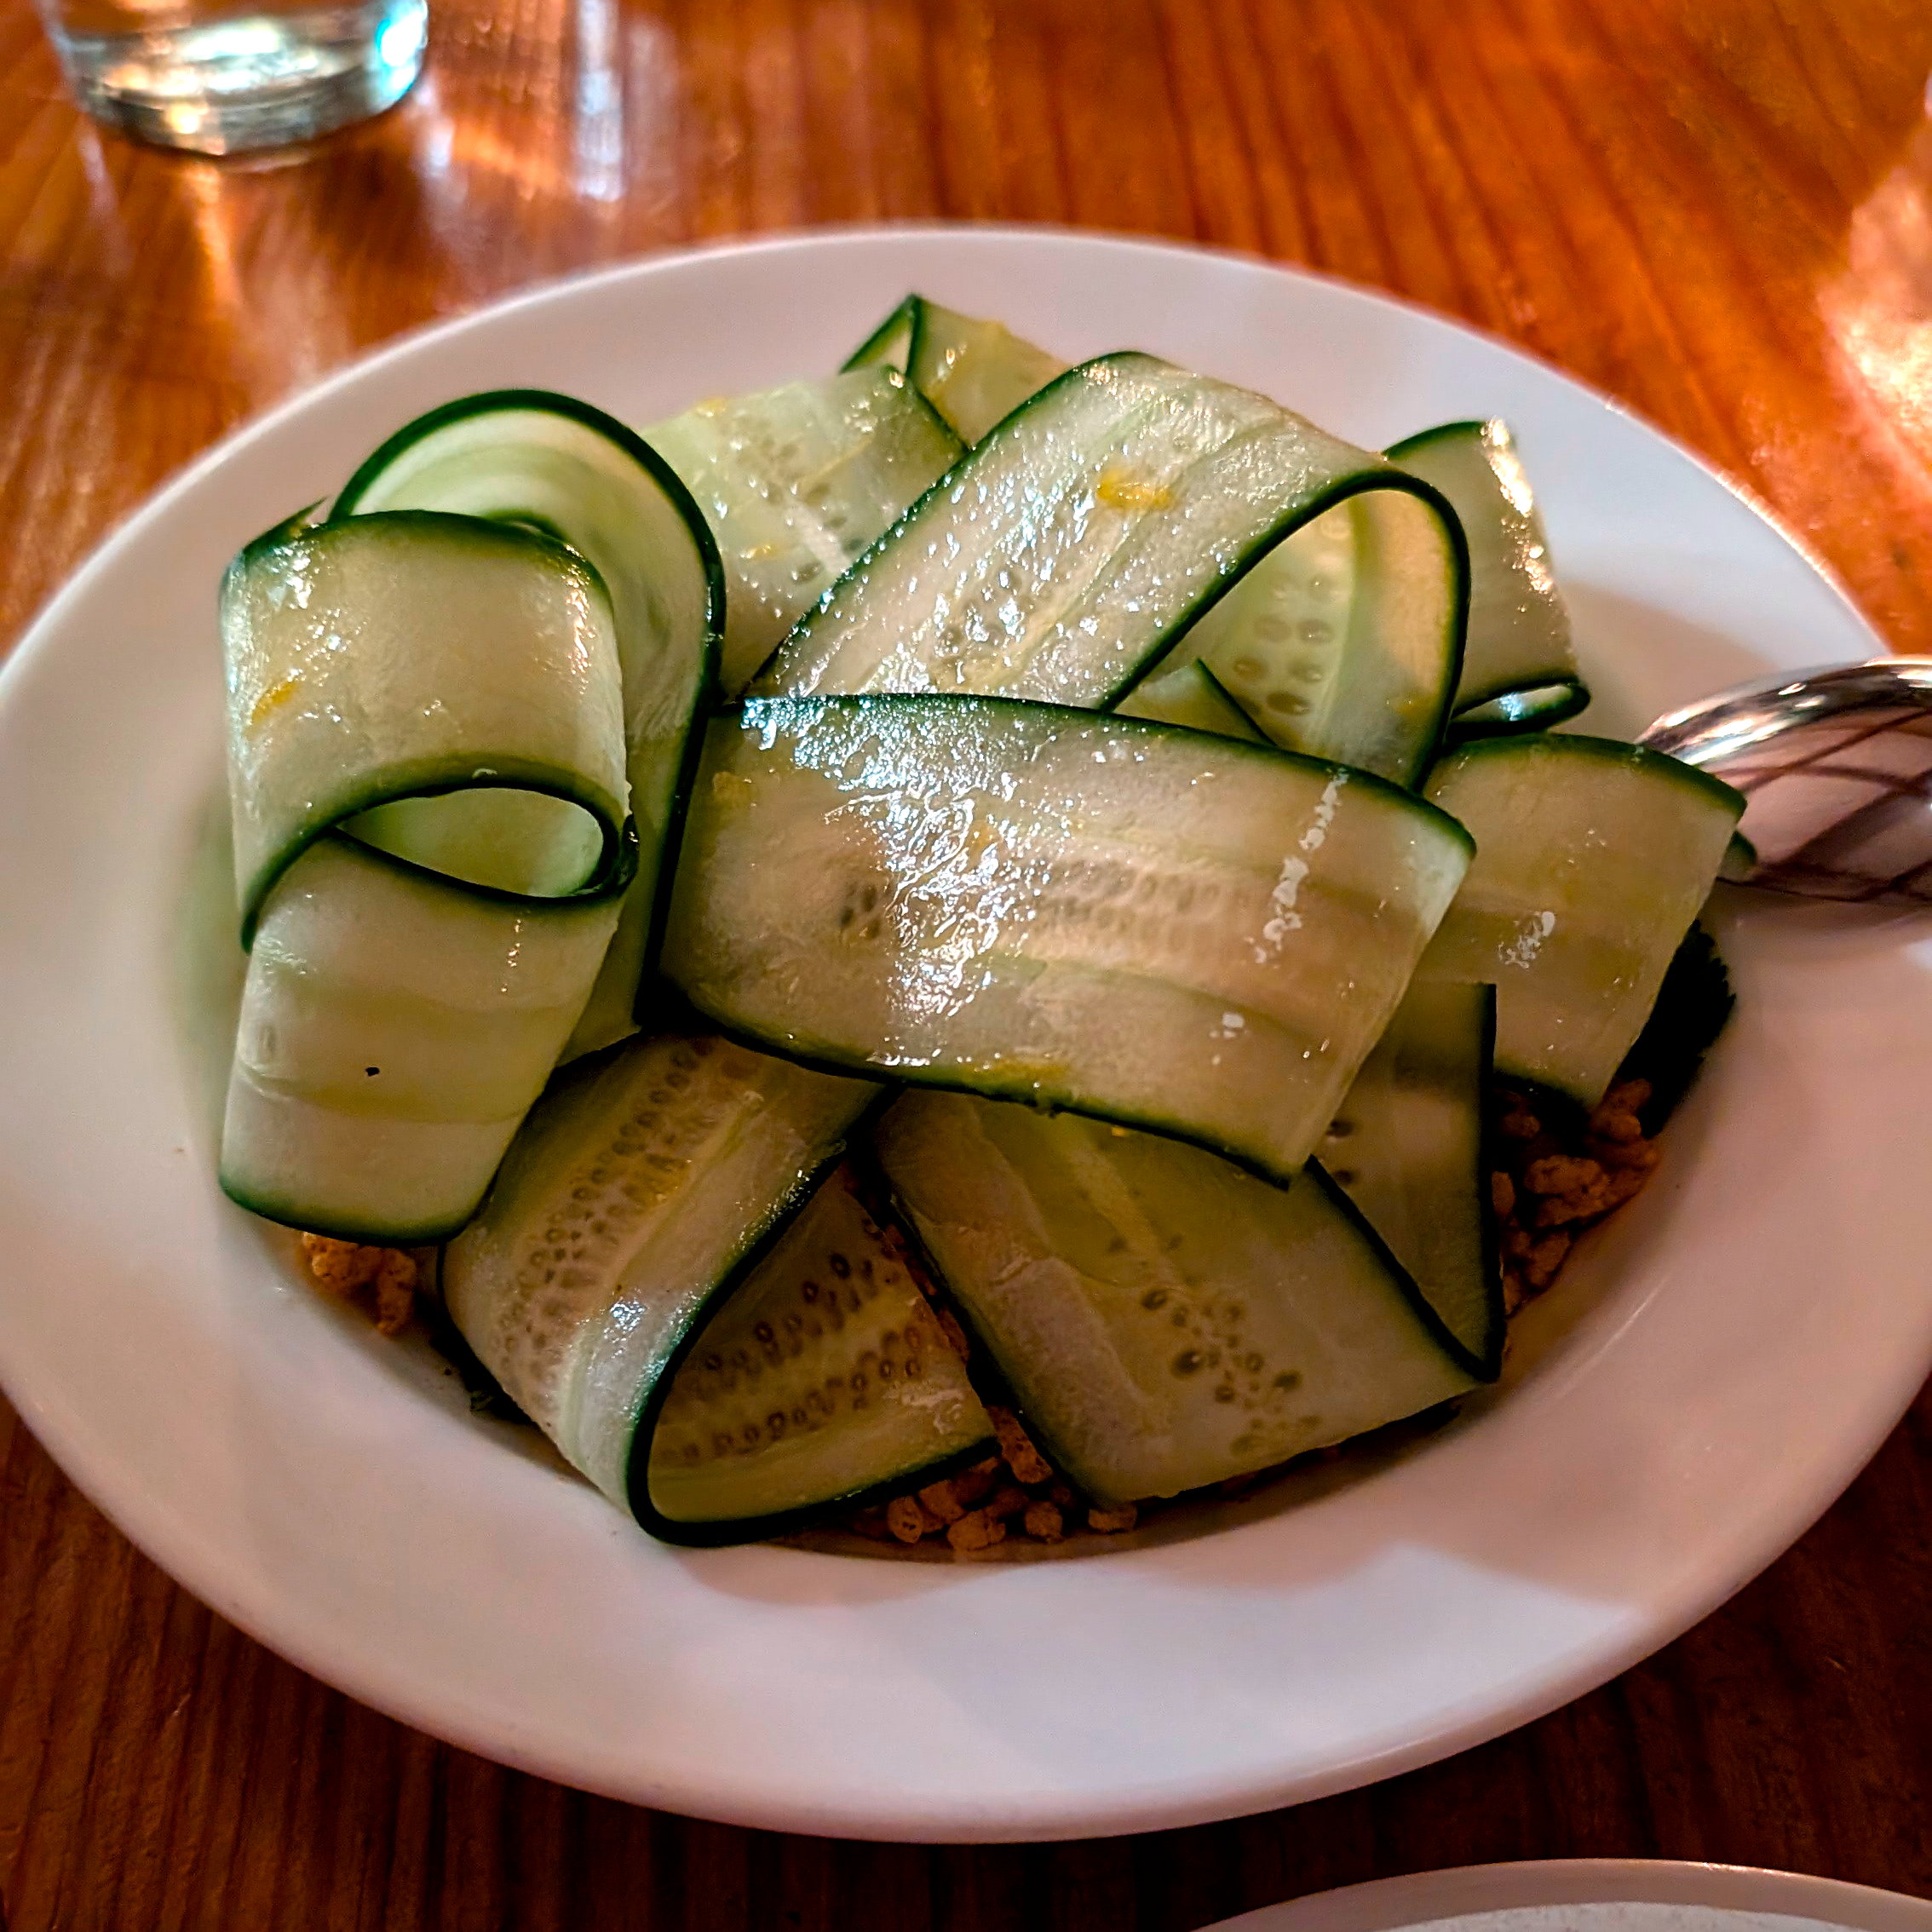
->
xmin=1640 ymin=658 xmax=1932 ymax=905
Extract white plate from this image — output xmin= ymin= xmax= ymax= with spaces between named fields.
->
xmin=2 ymin=227 xmax=1929 ymax=1844
xmin=1203 ymin=1860 xmax=1932 ymax=1932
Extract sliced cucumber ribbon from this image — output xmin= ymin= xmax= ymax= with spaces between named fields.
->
xmin=441 ymin=1031 xmax=986 ymax=1541
xmin=1421 ymin=734 xmax=1744 ymax=1106
xmin=333 ymin=390 xmax=724 ymax=1057
xmin=646 ymin=370 xmax=963 ymax=700
xmin=224 ymin=837 xmax=624 ymax=1244
xmin=1388 ymin=418 xmax=1590 ymax=731
xmin=1319 ymin=980 xmax=1504 ymax=1380
xmin=877 ymin=1094 xmax=1474 ymax=1504
xmin=218 ymin=510 xmax=636 ymax=1242
xmin=223 ymin=510 xmax=633 ymax=938
xmin=664 ymin=693 xmax=1473 ymax=1187
xmin=757 ymin=353 xmax=1467 ymax=787
xmin=844 ymin=293 xmax=1070 ymax=445
xmin=638 ymin=1160 xmax=992 ymax=1542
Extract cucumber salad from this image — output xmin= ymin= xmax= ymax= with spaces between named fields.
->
xmin=218 ymin=296 xmax=1745 ymax=1550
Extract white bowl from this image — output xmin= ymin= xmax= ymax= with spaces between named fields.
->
xmin=1 ymin=227 xmax=1928 ymax=1843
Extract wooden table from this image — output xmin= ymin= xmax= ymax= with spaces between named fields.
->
xmin=3 ymin=2 xmax=1930 ymax=1923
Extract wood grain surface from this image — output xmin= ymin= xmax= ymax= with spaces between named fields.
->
xmin=3 ymin=1 xmax=1932 ymax=1925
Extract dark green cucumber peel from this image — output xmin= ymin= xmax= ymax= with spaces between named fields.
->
xmin=253 ymin=782 xmax=636 ymax=950
xmin=853 ymin=1126 xmax=1095 ymax=1486
xmin=624 ymin=1137 xmax=998 ymax=1548
xmin=1446 ymin=681 xmax=1591 ymax=739
xmin=670 ymin=1004 xmax=1339 ymax=1195
xmin=1306 ymin=1159 xmax=1499 ymax=1386
xmin=1199 ymin=660 xmax=1258 ymax=730
xmin=1429 ymin=728 xmax=1750 ymax=819
xmin=1383 ymin=421 xmax=1485 ymax=460
xmin=654 ymin=1431 xmax=998 ymax=1550
xmin=226 ymin=1175 xmax=485 ymax=1250
xmin=417 ymin=1285 xmax=532 ymax=1423
xmin=260 ymin=803 xmax=635 ymax=948
xmin=838 ymin=333 xmax=1473 ymax=773
xmin=886 ymin=364 xmax=970 ymax=454
xmin=621 ymin=1133 xmax=857 ymax=1545
xmin=712 ymin=693 xmax=1480 ymax=854
xmin=1065 ymin=461 xmax=1473 ymax=723
xmin=744 ymin=357 xmax=1112 ymax=697
xmin=334 ymin=387 xmax=728 ymax=575
xmin=841 ymin=295 xmax=921 ymax=375
xmin=1106 ymin=465 xmax=1472 ymax=777
xmin=1114 ymin=658 xmax=1268 ymax=742
xmin=1721 ymin=831 xmax=1758 ymax=882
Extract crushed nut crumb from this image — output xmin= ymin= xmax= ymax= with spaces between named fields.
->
xmin=986 ymin=1484 xmax=1031 ymax=1522
xmin=301 ymin=1233 xmax=420 ymax=1334
xmin=885 ymin=1495 xmax=929 ymax=1544
xmin=946 ymin=1507 xmax=1007 ymax=1553
xmin=1022 ymin=1499 xmax=1065 ymax=1541
xmin=372 ymin=1249 xmax=418 ymax=1335
xmin=988 ymin=1406 xmax=1054 ymax=1486
xmin=1492 ymin=1079 xmax=1663 ymax=1313
xmin=916 ymin=1477 xmax=967 ymax=1523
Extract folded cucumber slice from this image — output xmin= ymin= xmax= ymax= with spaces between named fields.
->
xmin=876 ymin=1094 xmax=1475 ymax=1504
xmin=218 ymin=511 xmax=635 ymax=1241
xmin=643 ymin=1162 xmax=992 ymax=1541
xmin=646 ymin=371 xmax=962 ymax=698
xmin=444 ymin=1032 xmax=883 ymax=1510
xmin=844 ymin=294 xmax=1070 ymax=444
xmin=221 ymin=837 xmax=622 ymax=1243
xmin=1320 ymin=980 xmax=1503 ymax=1379
xmin=1422 ymin=734 xmax=1743 ymax=1105
xmin=1388 ymin=419 xmax=1589 ymax=730
xmin=333 ymin=391 xmax=723 ymax=1057
xmin=223 ymin=511 xmax=632 ymax=934
xmin=755 ymin=355 xmax=1466 ymax=785
xmin=1114 ymin=659 xmax=1263 ymax=741
xmin=664 ymin=694 xmax=1473 ymax=1187
xmin=1163 ymin=485 xmax=1469 ymax=783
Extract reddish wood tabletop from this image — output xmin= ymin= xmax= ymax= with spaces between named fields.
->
xmin=3 ymin=2 xmax=1931 ymax=1925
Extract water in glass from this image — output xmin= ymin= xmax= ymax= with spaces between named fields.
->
xmin=39 ymin=0 xmax=428 ymax=154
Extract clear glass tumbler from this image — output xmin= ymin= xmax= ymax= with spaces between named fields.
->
xmin=37 ymin=0 xmax=428 ymax=155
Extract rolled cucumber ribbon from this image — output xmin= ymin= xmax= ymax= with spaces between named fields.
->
xmin=218 ymin=510 xmax=635 ymax=1243
xmin=331 ymin=390 xmax=726 ymax=1059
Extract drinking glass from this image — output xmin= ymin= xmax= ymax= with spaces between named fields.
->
xmin=37 ymin=0 xmax=428 ymax=156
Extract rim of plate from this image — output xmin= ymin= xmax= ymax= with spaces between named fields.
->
xmin=0 ymin=226 xmax=1927 ymax=1843
xmin=1201 ymin=1860 xmax=1932 ymax=1932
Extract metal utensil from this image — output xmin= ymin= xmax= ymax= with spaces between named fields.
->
xmin=1639 ymin=657 xmax=1932 ymax=904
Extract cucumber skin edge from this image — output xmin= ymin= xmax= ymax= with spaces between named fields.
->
xmin=219 ymin=1170 xmax=479 ymax=1249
